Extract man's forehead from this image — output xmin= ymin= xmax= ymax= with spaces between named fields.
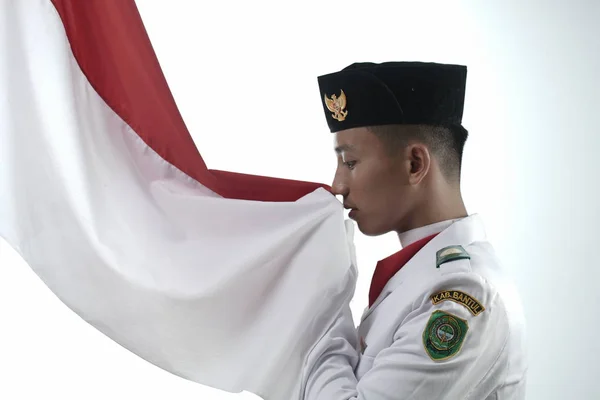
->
xmin=334 ymin=143 xmax=354 ymax=154
xmin=333 ymin=127 xmax=380 ymax=153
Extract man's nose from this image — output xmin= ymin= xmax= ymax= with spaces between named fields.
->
xmin=331 ymin=176 xmax=349 ymax=198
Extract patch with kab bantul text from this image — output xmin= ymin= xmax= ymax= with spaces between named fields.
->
xmin=423 ymin=310 xmax=469 ymax=361
xmin=430 ymin=290 xmax=485 ymax=316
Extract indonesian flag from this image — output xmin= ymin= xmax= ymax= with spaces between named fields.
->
xmin=0 ymin=1 xmax=357 ymax=399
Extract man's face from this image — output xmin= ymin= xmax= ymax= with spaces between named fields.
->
xmin=331 ymin=127 xmax=414 ymax=236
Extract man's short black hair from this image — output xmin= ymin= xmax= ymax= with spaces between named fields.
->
xmin=367 ymin=124 xmax=468 ymax=183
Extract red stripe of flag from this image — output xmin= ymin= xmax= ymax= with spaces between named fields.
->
xmin=49 ymin=0 xmax=332 ymax=202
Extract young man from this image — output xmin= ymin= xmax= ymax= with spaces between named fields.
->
xmin=300 ymin=62 xmax=527 ymax=399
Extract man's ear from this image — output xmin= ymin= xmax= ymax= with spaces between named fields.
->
xmin=405 ymin=143 xmax=431 ymax=185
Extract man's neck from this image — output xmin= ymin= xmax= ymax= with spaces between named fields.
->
xmin=396 ymin=188 xmax=468 ymax=239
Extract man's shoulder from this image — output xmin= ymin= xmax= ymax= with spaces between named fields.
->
xmin=426 ymin=240 xmax=526 ymax=332
xmin=431 ymin=240 xmax=510 ymax=289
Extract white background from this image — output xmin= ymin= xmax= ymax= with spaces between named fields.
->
xmin=1 ymin=0 xmax=599 ymax=398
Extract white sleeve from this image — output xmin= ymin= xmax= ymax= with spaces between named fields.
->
xmin=300 ymin=302 xmax=360 ymax=400
xmin=300 ymin=272 xmax=509 ymax=400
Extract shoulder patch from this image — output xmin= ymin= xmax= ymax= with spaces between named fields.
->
xmin=436 ymin=245 xmax=470 ymax=268
xmin=423 ymin=310 xmax=468 ymax=361
xmin=430 ymin=290 xmax=485 ymax=316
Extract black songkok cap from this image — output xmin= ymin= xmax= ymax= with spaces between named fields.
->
xmin=317 ymin=61 xmax=467 ymax=133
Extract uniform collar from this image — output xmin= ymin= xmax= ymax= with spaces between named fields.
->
xmin=399 ymin=218 xmax=464 ymax=248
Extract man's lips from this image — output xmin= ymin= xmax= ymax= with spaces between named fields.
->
xmin=343 ymin=203 xmax=358 ymax=218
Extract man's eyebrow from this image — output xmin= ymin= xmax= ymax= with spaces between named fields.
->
xmin=334 ymin=144 xmax=355 ymax=154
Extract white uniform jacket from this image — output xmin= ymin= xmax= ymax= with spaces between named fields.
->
xmin=300 ymin=214 xmax=528 ymax=400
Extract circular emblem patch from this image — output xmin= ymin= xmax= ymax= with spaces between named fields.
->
xmin=423 ymin=310 xmax=468 ymax=361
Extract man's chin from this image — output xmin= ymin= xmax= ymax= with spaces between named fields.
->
xmin=354 ymin=219 xmax=390 ymax=237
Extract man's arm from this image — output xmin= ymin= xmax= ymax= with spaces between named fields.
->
xmin=299 ymin=302 xmax=360 ymax=400
xmin=300 ymin=272 xmax=508 ymax=400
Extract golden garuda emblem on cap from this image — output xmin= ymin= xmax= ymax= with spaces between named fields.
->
xmin=324 ymin=90 xmax=348 ymax=122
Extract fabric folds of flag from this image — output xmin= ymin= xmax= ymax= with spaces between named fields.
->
xmin=0 ymin=1 xmax=357 ymax=399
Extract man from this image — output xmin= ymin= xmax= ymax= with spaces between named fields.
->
xmin=299 ymin=62 xmax=527 ymax=399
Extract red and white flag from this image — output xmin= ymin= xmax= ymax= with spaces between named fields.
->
xmin=0 ymin=1 xmax=356 ymax=398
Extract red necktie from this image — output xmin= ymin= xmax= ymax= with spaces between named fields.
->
xmin=368 ymin=233 xmax=439 ymax=308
